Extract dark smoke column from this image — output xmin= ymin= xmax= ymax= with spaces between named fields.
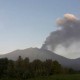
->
xmin=42 ymin=14 xmax=80 ymax=58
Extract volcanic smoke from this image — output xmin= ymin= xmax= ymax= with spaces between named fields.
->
xmin=42 ymin=13 xmax=80 ymax=59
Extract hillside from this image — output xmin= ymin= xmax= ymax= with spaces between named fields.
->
xmin=0 ymin=48 xmax=80 ymax=70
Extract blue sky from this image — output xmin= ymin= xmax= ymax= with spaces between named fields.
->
xmin=0 ymin=0 xmax=80 ymax=54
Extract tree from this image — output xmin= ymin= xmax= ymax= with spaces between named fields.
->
xmin=15 ymin=56 xmax=24 ymax=79
xmin=0 ymin=58 xmax=8 ymax=78
xmin=30 ymin=59 xmax=43 ymax=77
xmin=52 ymin=60 xmax=62 ymax=74
xmin=44 ymin=59 xmax=53 ymax=75
xmin=23 ymin=57 xmax=30 ymax=79
xmin=7 ymin=60 xmax=15 ymax=77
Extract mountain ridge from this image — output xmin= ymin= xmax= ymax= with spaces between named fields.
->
xmin=0 ymin=48 xmax=80 ymax=70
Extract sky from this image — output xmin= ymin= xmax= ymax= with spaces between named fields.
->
xmin=0 ymin=0 xmax=80 ymax=54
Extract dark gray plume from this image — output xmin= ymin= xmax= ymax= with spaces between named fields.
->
xmin=42 ymin=14 xmax=80 ymax=58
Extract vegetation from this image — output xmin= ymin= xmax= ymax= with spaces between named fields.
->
xmin=27 ymin=74 xmax=80 ymax=80
xmin=0 ymin=56 xmax=79 ymax=80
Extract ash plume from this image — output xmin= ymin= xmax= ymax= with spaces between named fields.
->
xmin=42 ymin=13 xmax=80 ymax=59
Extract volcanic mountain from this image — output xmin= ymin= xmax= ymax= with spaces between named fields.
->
xmin=0 ymin=48 xmax=80 ymax=70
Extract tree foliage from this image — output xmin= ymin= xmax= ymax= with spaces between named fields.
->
xmin=0 ymin=56 xmax=77 ymax=79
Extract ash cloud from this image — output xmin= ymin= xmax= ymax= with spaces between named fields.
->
xmin=42 ymin=13 xmax=80 ymax=59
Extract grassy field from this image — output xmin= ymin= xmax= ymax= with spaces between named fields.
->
xmin=0 ymin=74 xmax=80 ymax=80
xmin=28 ymin=74 xmax=80 ymax=80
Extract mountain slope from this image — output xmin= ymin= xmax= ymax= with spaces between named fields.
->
xmin=0 ymin=48 xmax=80 ymax=70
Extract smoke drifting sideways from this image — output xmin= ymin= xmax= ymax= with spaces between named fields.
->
xmin=42 ymin=13 xmax=80 ymax=59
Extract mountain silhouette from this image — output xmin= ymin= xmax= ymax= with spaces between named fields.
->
xmin=0 ymin=48 xmax=80 ymax=70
